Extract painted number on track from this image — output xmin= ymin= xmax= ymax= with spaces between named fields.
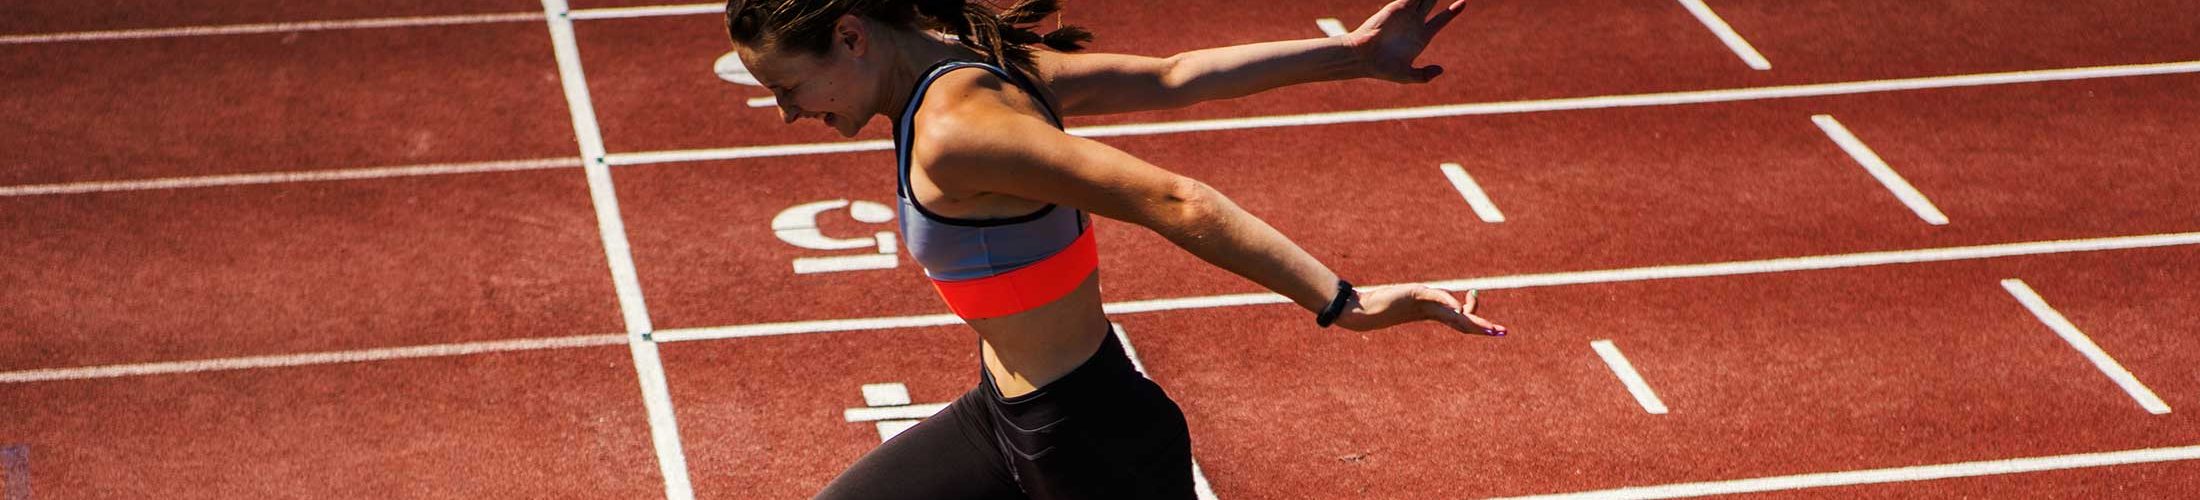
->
xmin=773 ymin=199 xmax=899 ymax=275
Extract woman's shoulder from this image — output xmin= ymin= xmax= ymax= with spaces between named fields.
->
xmin=911 ymin=64 xmax=1055 ymax=136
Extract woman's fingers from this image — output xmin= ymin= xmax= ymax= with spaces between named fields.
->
xmin=1426 ymin=0 xmax=1468 ymax=33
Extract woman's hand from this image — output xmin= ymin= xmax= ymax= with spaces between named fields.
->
xmin=1347 ymin=0 xmax=1470 ymax=83
xmin=1333 ymin=285 xmax=1509 ymax=336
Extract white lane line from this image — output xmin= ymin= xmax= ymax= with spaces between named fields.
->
xmin=601 ymin=60 xmax=2200 ymax=167
xmin=0 ymin=335 xmax=626 ymax=383
xmin=11 ymin=231 xmax=2200 ymax=384
xmin=2000 ymin=279 xmax=2172 ymax=414
xmin=648 ymin=231 xmax=2200 ymax=342
xmin=1439 ymin=163 xmax=1506 ymax=223
xmin=568 ymin=3 xmax=723 ymax=20
xmin=0 ymin=12 xmax=545 ymax=44
xmin=1590 ymin=340 xmax=1669 ymax=414
xmin=1316 ymin=18 xmax=1350 ymax=37
xmin=1494 ymin=444 xmax=2200 ymax=499
xmin=1813 ymin=115 xmax=1951 ymax=225
xmin=1675 ymin=0 xmax=1772 ymax=70
xmin=541 ymin=1 xmax=694 ymax=499
xmin=0 ymin=158 xmax=578 ymax=197
xmin=746 ymin=96 xmax=779 ymax=108
xmin=1111 ymin=324 xmax=1222 ymax=500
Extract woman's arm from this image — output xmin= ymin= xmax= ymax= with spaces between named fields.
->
xmin=1038 ymin=0 xmax=1470 ymax=116
xmin=912 ymin=71 xmax=1506 ymax=335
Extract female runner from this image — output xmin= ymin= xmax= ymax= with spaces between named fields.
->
xmin=722 ymin=0 xmax=1509 ymax=497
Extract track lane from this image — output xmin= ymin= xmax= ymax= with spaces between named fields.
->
xmin=0 ymin=171 xmax=622 ymax=370
xmin=0 ymin=22 xmax=573 ymax=186
xmin=0 ymin=0 xmax=539 ymax=36
xmin=0 ymin=346 xmax=663 ymax=499
xmin=1711 ymin=0 xmax=2200 ymax=83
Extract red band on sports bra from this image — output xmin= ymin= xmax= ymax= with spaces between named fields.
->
xmin=929 ymin=224 xmax=1099 ymax=320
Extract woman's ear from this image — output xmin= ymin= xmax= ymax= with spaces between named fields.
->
xmin=835 ymin=14 xmax=868 ymax=57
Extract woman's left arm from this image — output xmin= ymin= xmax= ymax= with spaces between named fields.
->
xmin=1040 ymin=0 xmax=1470 ymax=116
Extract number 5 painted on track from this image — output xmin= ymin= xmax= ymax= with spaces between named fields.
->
xmin=772 ymin=199 xmax=899 ymax=275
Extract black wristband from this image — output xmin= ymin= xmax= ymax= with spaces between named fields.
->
xmin=1315 ymin=279 xmax=1355 ymax=328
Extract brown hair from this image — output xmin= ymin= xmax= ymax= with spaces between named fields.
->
xmin=726 ymin=0 xmax=1091 ymax=80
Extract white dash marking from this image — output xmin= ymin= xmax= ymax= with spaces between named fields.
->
xmin=0 ymin=12 xmax=545 ymax=44
xmin=1496 ymin=444 xmax=2200 ymax=499
xmin=599 ymin=60 xmax=2200 ymax=167
xmin=1675 ymin=0 xmax=1772 ymax=70
xmin=1590 ymin=340 xmax=1668 ymax=414
xmin=2000 ymin=279 xmax=2171 ymax=414
xmin=645 ymin=231 xmax=2200 ymax=342
xmin=844 ymin=403 xmax=949 ymax=423
xmin=1439 ymin=163 xmax=1506 ymax=223
xmin=1112 ymin=324 xmax=1221 ymax=500
xmin=860 ymin=383 xmax=912 ymax=407
xmin=746 ymin=96 xmax=779 ymax=108
xmin=0 ymin=335 xmax=625 ymax=383
xmin=0 ymin=158 xmax=578 ymax=197
xmin=1814 ymin=115 xmax=1950 ymax=225
xmin=543 ymin=1 xmax=694 ymax=498
xmin=792 ymin=254 xmax=898 ymax=274
xmin=568 ymin=3 xmax=724 ymax=20
xmin=1315 ymin=18 xmax=1350 ymax=37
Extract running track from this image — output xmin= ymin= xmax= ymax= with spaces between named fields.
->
xmin=3 ymin=1 xmax=2198 ymax=498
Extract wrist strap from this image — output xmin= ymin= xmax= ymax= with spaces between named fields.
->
xmin=1316 ymin=279 xmax=1355 ymax=328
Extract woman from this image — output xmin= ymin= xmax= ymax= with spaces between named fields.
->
xmin=723 ymin=0 xmax=1509 ymax=498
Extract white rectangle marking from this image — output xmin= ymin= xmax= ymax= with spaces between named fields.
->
xmin=793 ymin=254 xmax=898 ymax=274
xmin=1591 ymin=340 xmax=1669 ymax=414
xmin=2000 ymin=279 xmax=2171 ymax=414
xmin=1316 ymin=18 xmax=1350 ymax=37
xmin=875 ymin=420 xmax=920 ymax=442
xmin=1675 ymin=0 xmax=1771 ymax=70
xmin=844 ymin=403 xmax=949 ymax=423
xmin=568 ymin=3 xmax=723 ymax=20
xmin=1439 ymin=163 xmax=1506 ymax=223
xmin=860 ymin=383 xmax=912 ymax=407
xmin=1813 ymin=115 xmax=1951 ymax=225
xmin=746 ymin=96 xmax=779 ymax=108
xmin=1497 ymin=444 xmax=2200 ymax=499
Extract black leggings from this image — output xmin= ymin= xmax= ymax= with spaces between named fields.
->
xmin=816 ymin=327 xmax=1196 ymax=500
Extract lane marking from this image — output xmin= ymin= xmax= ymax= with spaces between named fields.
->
xmin=1999 ymin=279 xmax=2172 ymax=414
xmin=747 ymin=96 xmax=779 ymax=108
xmin=1440 ymin=163 xmax=1506 ymax=223
xmin=1316 ymin=18 xmax=1350 ymax=37
xmin=1590 ymin=340 xmax=1669 ymax=414
xmin=648 ymin=231 xmax=2200 ymax=342
xmin=0 ymin=12 xmax=545 ymax=44
xmin=7 ymin=61 xmax=2195 ymax=197
xmin=0 ymin=335 xmax=627 ymax=383
xmin=11 ymin=231 xmax=2200 ymax=383
xmin=1813 ymin=115 xmax=1951 ymax=225
xmin=568 ymin=3 xmax=723 ymax=21
xmin=1674 ymin=0 xmax=1771 ymax=70
xmin=601 ymin=60 xmax=2200 ymax=167
xmin=0 ymin=4 xmax=716 ymax=44
xmin=859 ymin=382 xmax=911 ymax=407
xmin=1111 ymin=324 xmax=1222 ymax=500
xmin=0 ymin=158 xmax=578 ymax=197
xmin=540 ymin=1 xmax=695 ymax=498
xmin=1495 ymin=444 xmax=2200 ymax=499
xmin=843 ymin=403 xmax=950 ymax=423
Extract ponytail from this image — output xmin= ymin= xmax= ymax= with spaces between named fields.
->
xmin=728 ymin=0 xmax=1090 ymax=81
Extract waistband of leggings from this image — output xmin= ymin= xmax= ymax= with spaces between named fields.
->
xmin=984 ymin=323 xmax=1138 ymax=412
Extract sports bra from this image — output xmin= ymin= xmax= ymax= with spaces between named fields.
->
xmin=895 ymin=60 xmax=1098 ymax=320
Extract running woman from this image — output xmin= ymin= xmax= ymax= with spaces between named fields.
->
xmin=722 ymin=0 xmax=1508 ymax=498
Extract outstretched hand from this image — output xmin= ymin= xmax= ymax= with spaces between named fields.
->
xmin=1332 ymin=285 xmax=1509 ymax=336
xmin=1348 ymin=0 xmax=1470 ymax=83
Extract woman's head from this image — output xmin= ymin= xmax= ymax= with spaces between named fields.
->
xmin=725 ymin=0 xmax=1090 ymax=136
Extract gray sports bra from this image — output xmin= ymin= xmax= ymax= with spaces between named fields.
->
xmin=895 ymin=60 xmax=1091 ymax=282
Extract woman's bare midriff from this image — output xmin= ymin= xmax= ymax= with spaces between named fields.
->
xmin=967 ymin=272 xmax=1110 ymax=399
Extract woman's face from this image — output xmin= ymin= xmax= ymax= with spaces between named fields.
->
xmin=737 ymin=22 xmax=883 ymax=138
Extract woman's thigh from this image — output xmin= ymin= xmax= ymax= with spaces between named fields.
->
xmin=814 ymin=396 xmax=1023 ymax=500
